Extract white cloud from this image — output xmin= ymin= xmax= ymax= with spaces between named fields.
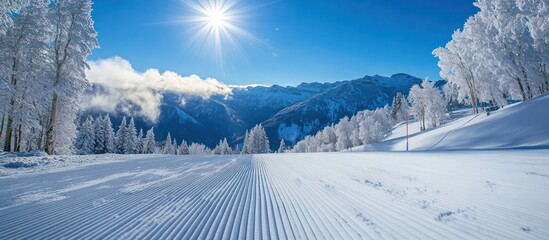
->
xmin=82 ymin=56 xmax=232 ymax=122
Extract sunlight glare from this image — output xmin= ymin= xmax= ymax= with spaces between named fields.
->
xmin=181 ymin=0 xmax=255 ymax=65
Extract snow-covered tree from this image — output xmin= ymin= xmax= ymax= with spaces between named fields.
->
xmin=91 ymin=114 xmax=115 ymax=154
xmin=44 ymin=0 xmax=99 ymax=154
xmin=434 ymin=0 xmax=549 ymax=112
xmin=162 ymin=132 xmax=176 ymax=154
xmin=0 ymin=0 xmax=28 ymax=36
xmin=242 ymin=124 xmax=270 ymax=154
xmin=214 ymin=138 xmax=230 ymax=155
xmin=75 ymin=115 xmax=94 ymax=154
xmin=318 ymin=126 xmax=336 ymax=152
xmin=143 ymin=127 xmax=155 ymax=154
xmin=102 ymin=114 xmax=115 ymax=153
xmin=177 ymin=140 xmax=189 ymax=155
xmin=241 ymin=130 xmax=249 ymax=154
xmin=0 ymin=0 xmax=99 ymax=154
xmin=189 ymin=142 xmax=210 ymax=155
xmin=1 ymin=1 xmax=51 ymax=152
xmin=408 ymin=79 xmax=447 ymax=131
xmin=135 ymin=128 xmax=144 ymax=154
xmin=292 ymin=104 xmax=394 ymax=152
xmin=125 ymin=117 xmax=137 ymax=154
xmin=390 ymin=92 xmax=408 ymax=124
xmin=115 ymin=116 xmax=128 ymax=154
xmin=92 ymin=115 xmax=105 ymax=154
xmin=277 ymin=139 xmax=286 ymax=153
xmin=335 ymin=116 xmax=352 ymax=151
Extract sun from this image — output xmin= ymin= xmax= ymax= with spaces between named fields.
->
xmin=181 ymin=0 xmax=257 ymax=65
xmin=206 ymin=7 xmax=226 ymax=29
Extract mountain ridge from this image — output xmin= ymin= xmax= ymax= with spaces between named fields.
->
xmin=82 ymin=73 xmax=424 ymax=149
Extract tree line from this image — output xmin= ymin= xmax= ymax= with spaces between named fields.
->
xmin=291 ymin=80 xmax=446 ymax=153
xmin=75 ymin=115 xmax=272 ymax=155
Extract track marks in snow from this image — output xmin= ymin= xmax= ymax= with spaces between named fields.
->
xmin=0 ymin=151 xmax=548 ymax=239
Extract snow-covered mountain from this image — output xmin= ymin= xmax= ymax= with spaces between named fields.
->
xmin=83 ymin=73 xmax=423 ymax=149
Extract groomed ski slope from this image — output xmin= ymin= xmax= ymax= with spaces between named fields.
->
xmin=1 ymin=151 xmax=548 ymax=239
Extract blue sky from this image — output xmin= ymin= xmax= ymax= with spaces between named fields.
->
xmin=89 ymin=0 xmax=477 ymax=86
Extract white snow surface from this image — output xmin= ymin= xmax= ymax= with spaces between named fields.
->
xmin=361 ymin=94 xmax=549 ymax=151
xmin=0 ymin=151 xmax=548 ymax=239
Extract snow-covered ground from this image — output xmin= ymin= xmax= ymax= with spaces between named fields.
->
xmin=0 ymin=151 xmax=548 ymax=239
xmin=359 ymin=93 xmax=549 ymax=152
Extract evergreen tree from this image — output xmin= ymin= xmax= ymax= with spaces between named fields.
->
xmin=93 ymin=115 xmax=105 ymax=154
xmin=390 ymin=92 xmax=408 ymax=124
xmin=103 ymin=114 xmax=115 ymax=153
xmin=214 ymin=138 xmax=230 ymax=155
xmin=278 ymin=139 xmax=286 ymax=153
xmin=241 ymin=130 xmax=249 ymax=154
xmin=135 ymin=128 xmax=144 ymax=154
xmin=125 ymin=117 xmax=137 ymax=154
xmin=163 ymin=132 xmax=175 ymax=154
xmin=115 ymin=116 xmax=128 ymax=154
xmin=143 ymin=127 xmax=155 ymax=154
xmin=242 ymin=124 xmax=270 ymax=154
xmin=75 ymin=116 xmax=94 ymax=155
xmin=221 ymin=138 xmax=230 ymax=155
xmin=177 ymin=139 xmax=189 ymax=155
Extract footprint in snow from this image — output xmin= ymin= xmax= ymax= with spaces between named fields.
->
xmin=484 ymin=181 xmax=496 ymax=191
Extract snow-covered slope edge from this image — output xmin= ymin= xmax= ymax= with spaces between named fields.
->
xmin=368 ymin=93 xmax=549 ymax=151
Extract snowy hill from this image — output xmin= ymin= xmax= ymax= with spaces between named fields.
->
xmin=365 ymin=93 xmax=549 ymax=151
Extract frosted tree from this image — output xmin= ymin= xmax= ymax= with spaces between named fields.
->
xmin=348 ymin=116 xmax=361 ymax=147
xmin=220 ymin=138 xmax=230 ymax=155
xmin=135 ymin=128 xmax=144 ymax=154
xmin=335 ymin=116 xmax=352 ymax=151
xmin=358 ymin=113 xmax=383 ymax=144
xmin=125 ymin=117 xmax=137 ymax=154
xmin=408 ymin=79 xmax=447 ymax=130
xmin=292 ymin=140 xmax=308 ymax=153
xmin=44 ymin=0 xmax=99 ymax=154
xmin=434 ymin=0 xmax=549 ymax=111
xmin=143 ymin=127 xmax=155 ymax=154
xmin=0 ymin=0 xmax=28 ymax=35
xmin=103 ymin=114 xmax=115 ymax=153
xmin=163 ymin=132 xmax=176 ymax=154
xmin=75 ymin=115 xmax=94 ymax=155
xmin=91 ymin=114 xmax=115 ymax=154
xmin=177 ymin=140 xmax=189 ymax=155
xmin=243 ymin=124 xmax=270 ymax=154
xmin=1 ymin=1 xmax=51 ymax=152
xmin=255 ymin=125 xmax=270 ymax=153
xmin=92 ymin=115 xmax=104 ymax=154
xmin=241 ymin=130 xmax=249 ymax=154
xmin=213 ymin=138 xmax=230 ymax=155
xmin=277 ymin=139 xmax=286 ymax=153
xmin=390 ymin=92 xmax=408 ymax=124
xmin=189 ymin=143 xmax=210 ymax=155
xmin=115 ymin=116 xmax=128 ymax=154
xmin=172 ymin=138 xmax=178 ymax=154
